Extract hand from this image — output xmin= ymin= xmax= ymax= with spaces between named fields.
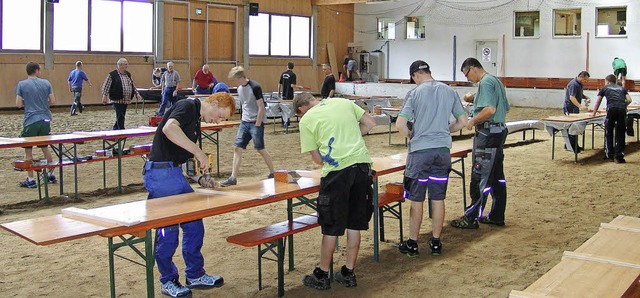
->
xmin=194 ymin=151 xmax=210 ymax=173
xmin=465 ymin=120 xmax=475 ymax=131
xmin=173 ymin=90 xmax=178 ymax=96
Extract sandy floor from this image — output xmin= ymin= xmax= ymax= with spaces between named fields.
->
xmin=0 ymin=102 xmax=638 ymax=297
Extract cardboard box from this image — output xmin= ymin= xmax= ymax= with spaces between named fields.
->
xmin=385 ymin=182 xmax=404 ymax=195
xmin=273 ymin=170 xmax=301 ymax=183
xmin=149 ymin=115 xmax=163 ymax=127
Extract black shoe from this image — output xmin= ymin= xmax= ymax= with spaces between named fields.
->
xmin=627 ymin=130 xmax=634 ymax=137
xmin=398 ymin=240 xmax=419 ymax=257
xmin=603 ymin=156 xmax=614 ymax=162
xmin=615 ymin=158 xmax=626 ymax=164
xmin=479 ymin=216 xmax=505 ymax=226
xmin=450 ymin=216 xmax=479 ymax=229
xmin=429 ymin=238 xmax=442 ymax=256
xmin=302 ymin=267 xmax=330 ymax=290
xmin=334 ymin=266 xmax=357 ymax=288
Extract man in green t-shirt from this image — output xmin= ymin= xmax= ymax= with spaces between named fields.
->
xmin=612 ymin=57 xmax=627 ymax=88
xmin=293 ymin=94 xmax=376 ymax=291
xmin=451 ymin=58 xmax=510 ymax=229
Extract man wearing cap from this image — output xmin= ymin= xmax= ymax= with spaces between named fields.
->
xmin=67 ymin=61 xmax=92 ymax=115
xmin=451 ymin=57 xmax=510 ymax=229
xmin=396 ymin=60 xmax=468 ymax=257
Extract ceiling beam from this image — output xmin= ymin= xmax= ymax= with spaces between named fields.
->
xmin=312 ymin=0 xmax=365 ymax=5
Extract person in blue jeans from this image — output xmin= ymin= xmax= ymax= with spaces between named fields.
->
xmin=156 ymin=61 xmax=181 ymax=116
xmin=144 ymin=92 xmax=235 ymax=298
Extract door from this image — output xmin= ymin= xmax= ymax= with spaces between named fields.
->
xmin=475 ymin=40 xmax=498 ymax=76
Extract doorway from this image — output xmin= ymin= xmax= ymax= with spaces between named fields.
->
xmin=475 ymin=40 xmax=498 ymax=76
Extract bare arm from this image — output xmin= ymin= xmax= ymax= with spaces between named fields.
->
xmin=255 ymin=98 xmax=266 ymax=127
xmin=591 ymin=96 xmax=604 ymax=116
xmin=449 ymin=113 xmax=468 ymax=132
xmin=48 ymin=93 xmax=56 ymax=106
xmin=309 ymin=150 xmax=323 ymax=166
xmin=569 ymin=95 xmax=586 ymax=110
xmin=192 ymin=79 xmax=197 ymax=90
xmin=466 ymin=106 xmax=496 ymax=130
xmin=396 ymin=116 xmax=411 ymax=139
xmin=328 ymin=89 xmax=335 ymax=98
xmin=16 ymin=95 xmax=23 ymax=108
xmin=359 ymin=112 xmax=376 ymax=135
xmin=625 ymin=94 xmax=632 ymax=106
xmin=162 ymin=119 xmax=209 ymax=173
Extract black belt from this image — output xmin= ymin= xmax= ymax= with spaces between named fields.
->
xmin=476 ymin=122 xmax=505 ymax=129
xmin=148 ymin=161 xmax=180 ymax=169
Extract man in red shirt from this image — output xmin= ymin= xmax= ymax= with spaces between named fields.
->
xmin=192 ymin=64 xmax=218 ymax=95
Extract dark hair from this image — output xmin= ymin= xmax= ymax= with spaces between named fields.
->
xmin=578 ymin=71 xmax=590 ymax=78
xmin=460 ymin=58 xmax=483 ymax=72
xmin=76 ymin=61 xmax=83 ymax=67
xmin=26 ymin=62 xmax=40 ymax=75
xmin=605 ymin=74 xmax=617 ymax=84
xmin=287 ymin=62 xmax=294 ymax=69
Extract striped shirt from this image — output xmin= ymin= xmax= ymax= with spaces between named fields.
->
xmin=161 ymin=70 xmax=181 ymax=88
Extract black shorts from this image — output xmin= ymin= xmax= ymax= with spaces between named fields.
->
xmin=614 ymin=68 xmax=627 ymax=77
xmin=317 ymin=163 xmax=373 ymax=236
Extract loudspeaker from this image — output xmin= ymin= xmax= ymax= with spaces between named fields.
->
xmin=249 ymin=3 xmax=259 ymax=16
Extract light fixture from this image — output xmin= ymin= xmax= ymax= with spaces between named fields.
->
xmin=195 ymin=8 xmax=202 ymax=15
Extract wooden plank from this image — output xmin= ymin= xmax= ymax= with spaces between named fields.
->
xmin=600 ymin=223 xmax=640 ymax=234
xmin=621 ymin=272 xmax=640 ymax=298
xmin=0 ymin=215 xmax=115 ymax=246
xmin=509 ymin=290 xmax=558 ymax=298
xmin=227 ymin=213 xmax=319 ymax=247
xmin=327 ymin=42 xmax=338 ymax=79
xmin=62 ymin=207 xmax=141 ymax=227
xmin=523 ymin=257 xmax=640 ymax=298
xmin=572 ymin=228 xmax=640 ymax=266
xmin=608 ymin=215 xmax=640 ymax=230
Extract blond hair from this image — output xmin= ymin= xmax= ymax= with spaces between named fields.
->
xmin=228 ymin=66 xmax=246 ymax=79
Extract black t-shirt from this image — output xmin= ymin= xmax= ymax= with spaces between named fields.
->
xmin=321 ymin=74 xmax=335 ymax=99
xmin=597 ymin=84 xmax=628 ymax=110
xmin=279 ymin=70 xmax=297 ymax=99
xmin=148 ymin=98 xmax=201 ymax=163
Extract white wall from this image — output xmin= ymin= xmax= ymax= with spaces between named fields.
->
xmin=354 ymin=0 xmax=638 ymax=81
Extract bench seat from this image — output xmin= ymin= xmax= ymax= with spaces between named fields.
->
xmin=506 ymin=119 xmax=543 ymax=141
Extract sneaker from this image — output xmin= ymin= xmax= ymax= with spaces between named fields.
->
xmin=47 ymin=173 xmax=57 ymax=184
xmin=267 ymin=173 xmax=274 ymax=179
xmin=18 ymin=178 xmax=36 ymax=189
xmin=450 ymin=216 xmax=479 ymax=229
xmin=161 ymin=278 xmax=192 ymax=298
xmin=186 ymin=273 xmax=224 ymax=289
xmin=398 ymin=240 xmax=419 ymax=257
xmin=615 ymin=158 xmax=626 ymax=164
xmin=220 ymin=176 xmax=237 ymax=187
xmin=302 ymin=267 xmax=330 ymax=290
xmin=478 ymin=216 xmax=505 ymax=226
xmin=334 ymin=266 xmax=357 ymax=288
xmin=429 ymin=238 xmax=442 ymax=256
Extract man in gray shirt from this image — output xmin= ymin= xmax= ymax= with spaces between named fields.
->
xmin=221 ymin=66 xmax=275 ymax=186
xmin=396 ymin=60 xmax=468 ymax=257
xmin=15 ymin=62 xmax=57 ymax=188
xmin=157 ymin=61 xmax=181 ymax=116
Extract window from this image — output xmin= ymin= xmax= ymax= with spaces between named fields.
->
xmin=54 ymin=0 xmax=89 ymax=51
xmin=405 ymin=16 xmax=424 ymax=40
xmin=2 ymin=0 xmax=152 ymax=53
xmin=514 ymin=11 xmax=540 ymax=38
xmin=596 ymin=7 xmax=626 ymax=37
xmin=553 ymin=9 xmax=581 ymax=37
xmin=249 ymin=13 xmax=311 ymax=57
xmin=2 ymin=0 xmax=41 ymax=50
xmin=377 ymin=17 xmax=395 ymax=40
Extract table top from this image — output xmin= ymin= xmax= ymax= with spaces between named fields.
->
xmin=73 ymin=126 xmax=157 ymax=139
xmin=0 ymin=145 xmax=473 ymax=247
xmin=0 ymin=133 xmax=104 ymax=149
xmin=200 ymin=120 xmax=241 ymax=131
xmin=542 ymin=106 xmax=640 ymax=123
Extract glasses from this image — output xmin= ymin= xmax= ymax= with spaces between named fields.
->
xmin=463 ymin=68 xmax=470 ymax=78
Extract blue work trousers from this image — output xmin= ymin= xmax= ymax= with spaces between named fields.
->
xmin=157 ymin=86 xmax=177 ymax=116
xmin=143 ymin=161 xmax=206 ymax=284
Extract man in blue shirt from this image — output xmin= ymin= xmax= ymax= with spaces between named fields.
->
xmin=563 ymin=71 xmax=590 ymax=153
xmin=67 ymin=61 xmax=92 ymax=116
xmin=15 ymin=62 xmax=57 ymax=188
xmin=591 ymin=74 xmax=632 ymax=163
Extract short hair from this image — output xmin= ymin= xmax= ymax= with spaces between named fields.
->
xmin=26 ymin=62 xmax=40 ymax=75
xmin=578 ymin=71 xmax=590 ymax=78
xmin=287 ymin=62 xmax=294 ymax=69
xmin=460 ymin=57 xmax=483 ymax=72
xmin=167 ymin=61 xmax=174 ymax=67
xmin=293 ymin=93 xmax=315 ymax=115
xmin=116 ymin=58 xmax=128 ymax=67
xmin=605 ymin=74 xmax=617 ymax=84
xmin=75 ymin=61 xmax=83 ymax=67
xmin=228 ymin=66 xmax=246 ymax=79
xmin=204 ymin=92 xmax=236 ymax=118
xmin=322 ymin=64 xmax=331 ymax=70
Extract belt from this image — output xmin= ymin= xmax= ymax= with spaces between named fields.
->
xmin=476 ymin=122 xmax=505 ymax=129
xmin=148 ymin=161 xmax=180 ymax=169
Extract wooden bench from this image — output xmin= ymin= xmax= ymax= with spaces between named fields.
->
xmin=506 ymin=119 xmax=543 ymax=141
xmin=378 ymin=191 xmax=404 ymax=243
xmin=226 ymin=213 xmax=320 ymax=297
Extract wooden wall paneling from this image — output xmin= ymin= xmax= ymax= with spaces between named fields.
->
xmin=208 ymin=21 xmax=235 ymax=61
xmin=163 ymin=2 xmax=189 ymax=61
xmin=254 ymin=0 xmax=312 ymax=16
xmin=191 ymin=19 xmax=206 ymax=73
xmin=210 ymin=63 xmax=237 ymax=87
xmin=316 ymin=4 xmax=354 ymax=73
